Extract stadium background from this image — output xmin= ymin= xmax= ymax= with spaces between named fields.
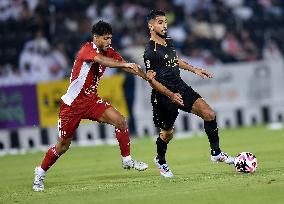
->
xmin=0 ymin=0 xmax=284 ymax=156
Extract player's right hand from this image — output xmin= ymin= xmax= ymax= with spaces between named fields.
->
xmin=170 ymin=93 xmax=184 ymax=106
xmin=126 ymin=63 xmax=140 ymax=73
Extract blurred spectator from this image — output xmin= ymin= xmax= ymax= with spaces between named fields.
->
xmin=0 ymin=0 xmax=283 ymax=136
xmin=101 ymin=0 xmax=116 ymax=22
xmin=49 ymin=42 xmax=69 ymax=76
xmin=181 ymin=48 xmax=220 ymax=68
xmin=262 ymin=38 xmax=282 ymax=59
xmin=86 ymin=1 xmax=98 ymax=22
xmin=0 ymin=0 xmax=283 ymax=88
xmin=240 ymin=30 xmax=259 ymax=61
xmin=120 ymin=27 xmax=134 ymax=48
xmin=221 ymin=31 xmax=244 ymax=62
xmin=0 ymin=64 xmax=25 ymax=86
xmin=168 ymin=20 xmax=187 ymax=48
xmin=182 ymin=48 xmax=207 ymax=68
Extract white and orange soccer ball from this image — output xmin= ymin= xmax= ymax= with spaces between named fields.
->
xmin=234 ymin=152 xmax=258 ymax=173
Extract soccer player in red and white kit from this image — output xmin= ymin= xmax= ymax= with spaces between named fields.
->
xmin=33 ymin=21 xmax=153 ymax=192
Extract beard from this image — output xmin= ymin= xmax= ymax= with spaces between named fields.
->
xmin=156 ymin=31 xmax=167 ymax=39
xmin=99 ymin=45 xmax=110 ymax=52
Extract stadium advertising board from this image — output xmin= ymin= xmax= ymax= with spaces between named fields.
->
xmin=98 ymin=74 xmax=128 ymax=117
xmin=0 ymin=85 xmax=39 ymax=129
xmin=134 ymin=57 xmax=284 ymax=119
xmin=36 ymin=74 xmax=128 ymax=128
xmin=180 ymin=58 xmax=284 ymax=110
xmin=36 ymin=79 xmax=69 ymax=128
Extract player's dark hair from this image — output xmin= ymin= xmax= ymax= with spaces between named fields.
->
xmin=91 ymin=20 xmax=112 ymax=36
xmin=146 ymin=10 xmax=165 ymax=22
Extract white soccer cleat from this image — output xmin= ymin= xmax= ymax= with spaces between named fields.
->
xmin=211 ymin=152 xmax=235 ymax=165
xmin=154 ymin=157 xmax=174 ymax=178
xmin=33 ymin=167 xmax=45 ymax=192
xmin=122 ymin=159 xmax=148 ymax=171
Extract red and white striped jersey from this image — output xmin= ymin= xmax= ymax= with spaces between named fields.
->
xmin=61 ymin=42 xmax=123 ymax=107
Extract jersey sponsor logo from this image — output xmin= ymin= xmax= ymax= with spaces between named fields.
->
xmin=85 ymin=84 xmax=97 ymax=95
xmin=85 ymin=75 xmax=99 ymax=95
xmin=85 ymin=65 xmax=104 ymax=95
xmin=166 ymin=56 xmax=178 ymax=68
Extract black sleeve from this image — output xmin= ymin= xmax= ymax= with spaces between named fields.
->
xmin=143 ymin=49 xmax=159 ymax=72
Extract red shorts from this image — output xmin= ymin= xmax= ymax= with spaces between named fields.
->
xmin=58 ymin=98 xmax=112 ymax=139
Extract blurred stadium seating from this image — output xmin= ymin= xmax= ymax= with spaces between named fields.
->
xmin=0 ymin=0 xmax=283 ymax=155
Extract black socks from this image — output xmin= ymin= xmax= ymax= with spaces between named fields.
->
xmin=156 ymin=136 xmax=168 ymax=165
xmin=204 ymin=117 xmax=221 ymax=156
xmin=155 ymin=118 xmax=221 ymax=162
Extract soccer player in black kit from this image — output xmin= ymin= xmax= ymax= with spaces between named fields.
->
xmin=144 ymin=10 xmax=235 ymax=178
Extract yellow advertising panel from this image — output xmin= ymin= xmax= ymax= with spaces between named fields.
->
xmin=37 ymin=74 xmax=128 ymax=128
xmin=98 ymin=74 xmax=128 ymax=117
xmin=36 ymin=80 xmax=69 ymax=127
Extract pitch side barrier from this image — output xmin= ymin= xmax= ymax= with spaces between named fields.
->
xmin=0 ymin=75 xmax=126 ymax=155
xmin=133 ymin=57 xmax=284 ymax=136
xmin=0 ymin=59 xmax=284 ymax=156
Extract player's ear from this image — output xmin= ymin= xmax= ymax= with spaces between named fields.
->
xmin=148 ymin=23 xmax=154 ymax=31
xmin=93 ymin=35 xmax=100 ymax=43
xmin=93 ymin=35 xmax=97 ymax=42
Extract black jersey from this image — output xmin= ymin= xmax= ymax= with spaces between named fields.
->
xmin=143 ymin=38 xmax=202 ymax=129
xmin=143 ymin=38 xmax=186 ymax=93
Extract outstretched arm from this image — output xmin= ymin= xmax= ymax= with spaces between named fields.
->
xmin=178 ymin=58 xmax=213 ymax=78
xmin=100 ymin=55 xmax=154 ymax=81
xmin=93 ymin=54 xmax=140 ymax=72
xmin=120 ymin=61 xmax=183 ymax=105
xmin=120 ymin=65 xmax=152 ymax=81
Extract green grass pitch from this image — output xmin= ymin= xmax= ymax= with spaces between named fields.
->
xmin=0 ymin=125 xmax=283 ymax=204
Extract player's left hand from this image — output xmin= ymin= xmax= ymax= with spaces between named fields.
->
xmin=127 ymin=63 xmax=141 ymax=73
xmin=194 ymin=68 xmax=213 ymax=78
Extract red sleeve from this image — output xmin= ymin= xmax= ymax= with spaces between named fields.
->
xmin=112 ymin=51 xmax=124 ymax=62
xmin=80 ymin=43 xmax=99 ymax=62
xmin=107 ymin=47 xmax=124 ymax=62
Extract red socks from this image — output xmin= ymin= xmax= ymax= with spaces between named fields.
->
xmin=40 ymin=129 xmax=130 ymax=171
xmin=41 ymin=145 xmax=60 ymax=171
xmin=115 ymin=128 xmax=130 ymax=157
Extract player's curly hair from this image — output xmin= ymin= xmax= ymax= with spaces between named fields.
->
xmin=91 ymin=20 xmax=112 ymax=36
xmin=146 ymin=10 xmax=165 ymax=22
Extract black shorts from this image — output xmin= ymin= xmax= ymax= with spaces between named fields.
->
xmin=151 ymin=84 xmax=201 ymax=130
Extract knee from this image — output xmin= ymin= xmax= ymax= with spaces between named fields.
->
xmin=160 ymin=128 xmax=174 ymax=143
xmin=115 ymin=116 xmax=127 ymax=130
xmin=203 ymin=110 xmax=216 ymax=121
xmin=61 ymin=144 xmax=70 ymax=154
xmin=56 ymin=141 xmax=71 ymax=155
